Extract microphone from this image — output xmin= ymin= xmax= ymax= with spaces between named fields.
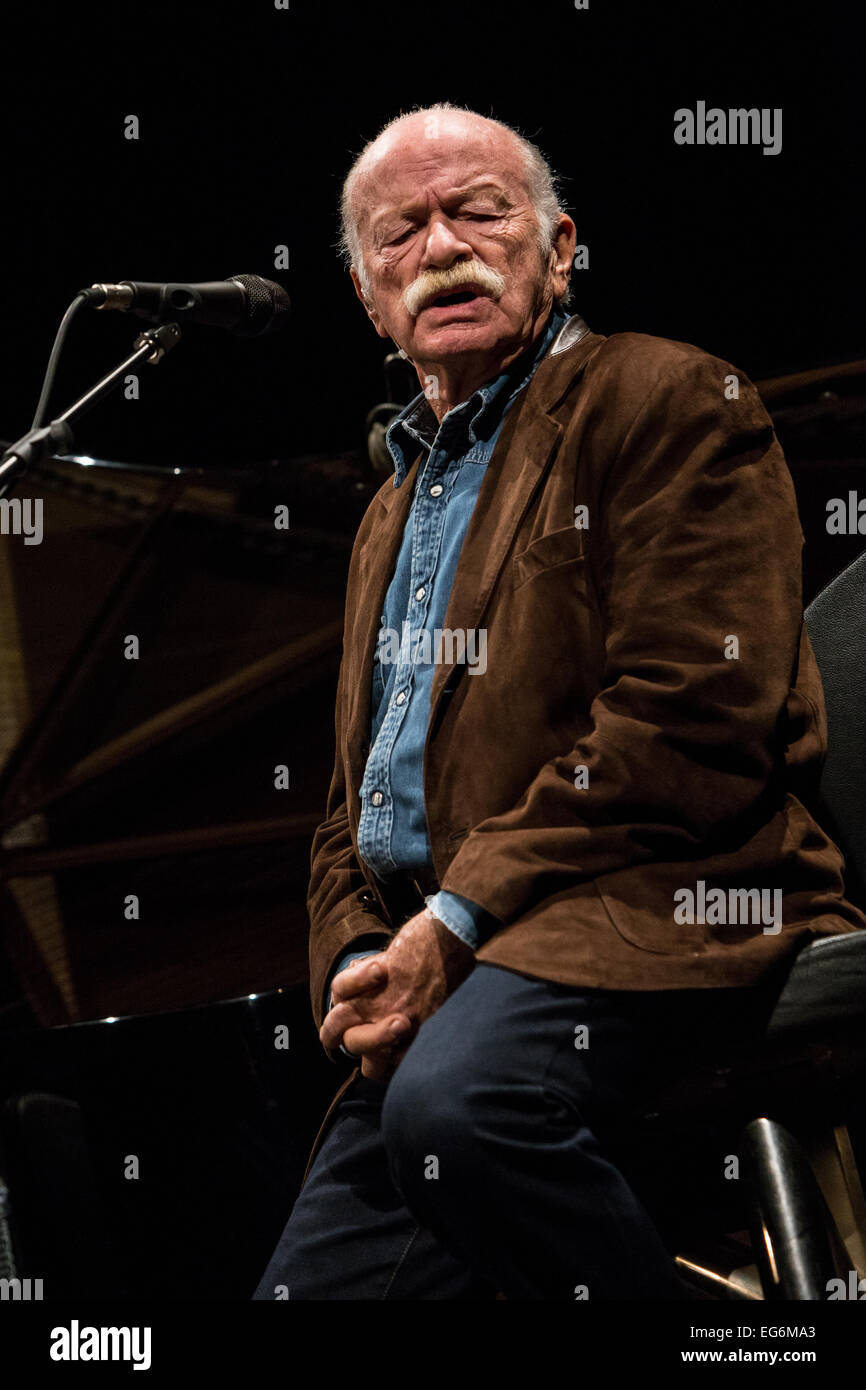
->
xmin=83 ymin=274 xmax=291 ymax=337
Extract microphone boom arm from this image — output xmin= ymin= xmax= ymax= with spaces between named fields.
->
xmin=0 ymin=321 xmax=181 ymax=499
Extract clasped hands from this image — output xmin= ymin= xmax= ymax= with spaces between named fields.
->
xmin=319 ymin=907 xmax=476 ymax=1080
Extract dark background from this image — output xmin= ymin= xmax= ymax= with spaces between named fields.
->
xmin=1 ymin=0 xmax=862 ymax=467
xmin=0 ymin=0 xmax=864 ymax=1303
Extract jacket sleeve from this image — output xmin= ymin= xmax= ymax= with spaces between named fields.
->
xmin=439 ymin=350 xmax=805 ymax=924
xmin=307 ymin=652 xmax=393 ymax=1040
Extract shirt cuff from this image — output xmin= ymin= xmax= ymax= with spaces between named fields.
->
xmin=424 ymin=890 xmax=502 ymax=952
xmin=326 ymin=948 xmax=382 ymax=1013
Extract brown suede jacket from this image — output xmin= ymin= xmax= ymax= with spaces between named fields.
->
xmin=307 ymin=319 xmax=866 ymax=1058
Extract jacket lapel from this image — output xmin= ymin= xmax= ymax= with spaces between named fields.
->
xmin=344 ymin=455 xmax=422 ymax=822
xmin=428 ymin=329 xmax=604 ymax=725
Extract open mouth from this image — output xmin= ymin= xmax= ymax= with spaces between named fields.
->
xmin=431 ymin=290 xmax=479 ymax=306
xmin=423 ymin=286 xmax=487 ymax=311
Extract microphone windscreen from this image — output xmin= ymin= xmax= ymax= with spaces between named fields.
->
xmin=229 ymin=275 xmax=292 ymax=336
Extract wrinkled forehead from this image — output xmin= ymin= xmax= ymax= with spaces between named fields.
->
xmin=351 ymin=117 xmax=530 ymax=235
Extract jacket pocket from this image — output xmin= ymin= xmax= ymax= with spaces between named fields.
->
xmin=593 ymin=864 xmax=711 ymax=956
xmin=513 ymin=524 xmax=586 ymax=590
xmin=593 ymin=824 xmax=802 ymax=956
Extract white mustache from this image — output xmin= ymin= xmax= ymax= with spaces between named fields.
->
xmin=403 ymin=260 xmax=506 ymax=317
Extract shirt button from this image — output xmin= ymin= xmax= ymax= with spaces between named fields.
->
xmin=371 ymin=790 xmax=383 ymax=807
xmin=415 ymin=586 xmax=426 ymax=601
xmin=429 ymin=484 xmax=443 ymax=497
xmin=395 ymin=690 xmax=407 ymax=705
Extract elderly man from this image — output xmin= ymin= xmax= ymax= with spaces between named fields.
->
xmin=254 ymin=103 xmax=866 ymax=1300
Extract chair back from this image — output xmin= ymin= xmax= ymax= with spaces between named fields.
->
xmin=805 ymin=547 xmax=866 ymax=906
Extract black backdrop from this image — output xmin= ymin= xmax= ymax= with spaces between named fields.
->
xmin=1 ymin=0 xmax=863 ymax=468
xmin=0 ymin=0 xmax=864 ymax=1318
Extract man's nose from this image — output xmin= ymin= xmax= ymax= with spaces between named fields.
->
xmin=421 ymin=214 xmax=474 ymax=269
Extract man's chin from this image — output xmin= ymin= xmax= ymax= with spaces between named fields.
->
xmin=409 ymin=313 xmax=502 ymax=360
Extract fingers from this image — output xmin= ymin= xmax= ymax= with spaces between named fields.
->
xmin=320 ymin=957 xmax=387 ymax=1049
xmin=331 ymin=954 xmax=388 ymax=1004
xmin=341 ymin=1013 xmax=413 ymax=1062
xmin=319 ymin=992 xmax=407 ymax=1052
xmin=319 ymin=999 xmax=362 ymax=1052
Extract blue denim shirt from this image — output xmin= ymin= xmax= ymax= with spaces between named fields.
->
xmin=329 ymin=307 xmax=567 ymax=999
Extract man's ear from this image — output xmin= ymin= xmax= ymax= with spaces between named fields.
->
xmin=549 ymin=213 xmax=577 ymax=303
xmin=350 ymin=267 xmax=389 ymax=339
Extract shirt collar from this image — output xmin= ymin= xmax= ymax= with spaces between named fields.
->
xmin=385 ymin=305 xmax=568 ymax=486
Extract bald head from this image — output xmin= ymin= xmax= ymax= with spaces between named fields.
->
xmin=340 ymin=104 xmax=565 ymax=298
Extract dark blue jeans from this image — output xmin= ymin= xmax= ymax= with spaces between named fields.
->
xmin=253 ymin=962 xmax=774 ymax=1300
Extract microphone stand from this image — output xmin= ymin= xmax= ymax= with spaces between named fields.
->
xmin=0 ymin=321 xmax=181 ymax=499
